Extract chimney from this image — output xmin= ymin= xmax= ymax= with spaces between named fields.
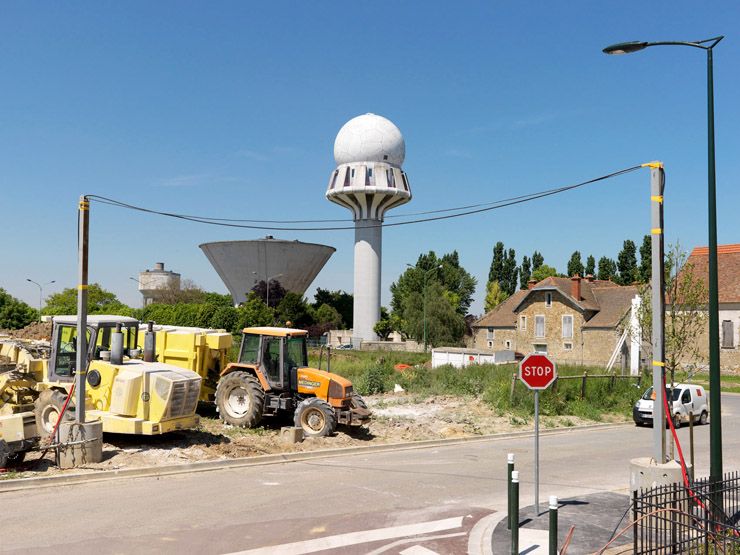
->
xmin=570 ymin=274 xmax=582 ymax=300
xmin=585 ymin=274 xmax=594 ymax=283
xmin=154 ymin=262 xmax=165 ymax=271
xmin=528 ymin=279 xmax=537 ymax=290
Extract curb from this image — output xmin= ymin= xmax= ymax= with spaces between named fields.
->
xmin=0 ymin=422 xmax=628 ymax=493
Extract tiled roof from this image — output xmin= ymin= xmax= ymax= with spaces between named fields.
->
xmin=685 ymin=244 xmax=740 ymax=303
xmin=473 ymin=277 xmax=636 ymax=330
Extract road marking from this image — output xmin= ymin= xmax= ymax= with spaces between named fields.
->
xmin=225 ymin=516 xmax=465 ymax=555
xmin=400 ymin=546 xmax=439 ymax=554
xmin=365 ymin=532 xmax=466 ymax=555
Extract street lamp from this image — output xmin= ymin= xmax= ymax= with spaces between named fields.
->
xmin=252 ymin=271 xmax=283 ymax=308
xmin=26 ymin=278 xmax=55 ymax=321
xmin=407 ymin=263 xmax=443 ymax=351
xmin=604 ymin=36 xmax=725 ymax=481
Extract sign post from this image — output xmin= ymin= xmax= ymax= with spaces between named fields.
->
xmin=519 ymin=353 xmax=558 ymax=516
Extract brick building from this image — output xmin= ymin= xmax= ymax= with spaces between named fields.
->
xmin=471 ymin=275 xmax=639 ymax=367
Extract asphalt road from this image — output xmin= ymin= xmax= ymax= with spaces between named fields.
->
xmin=2 ymin=394 xmax=739 ymax=555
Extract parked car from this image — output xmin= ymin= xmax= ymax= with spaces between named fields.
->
xmin=633 ymin=383 xmax=708 ymax=428
xmin=334 ymin=344 xmax=353 ymax=350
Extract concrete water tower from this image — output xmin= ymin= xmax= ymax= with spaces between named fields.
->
xmin=326 ymin=113 xmax=412 ymax=343
xmin=138 ymin=262 xmax=181 ymax=306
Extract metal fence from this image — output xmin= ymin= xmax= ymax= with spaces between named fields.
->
xmin=633 ymin=471 xmax=740 ymax=554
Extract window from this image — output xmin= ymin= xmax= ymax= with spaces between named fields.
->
xmin=535 ymin=315 xmax=545 ymax=338
xmin=487 ymin=341 xmax=493 ymax=348
xmin=387 ymin=169 xmax=396 ymax=188
xmin=562 ymin=315 xmax=573 ymax=339
xmin=519 ymin=315 xmax=527 ymax=331
xmin=505 ymin=340 xmax=512 ymax=349
xmin=563 ymin=342 xmax=573 ymax=351
xmin=722 ymin=320 xmax=734 ymax=348
xmin=533 ymin=344 xmax=547 ymax=353
xmin=329 ymin=170 xmax=338 ymax=190
xmin=681 ymin=389 xmax=692 ymax=404
xmin=239 ymin=334 xmax=260 ymax=364
xmin=486 ymin=327 xmax=494 ymax=340
xmin=545 ymin=293 xmax=553 ymax=307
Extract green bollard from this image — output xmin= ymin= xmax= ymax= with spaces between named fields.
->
xmin=549 ymin=495 xmax=558 ymax=555
xmin=511 ymin=470 xmax=519 ymax=555
xmin=507 ymin=453 xmax=515 ymax=530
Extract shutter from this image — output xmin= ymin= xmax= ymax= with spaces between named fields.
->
xmin=722 ymin=320 xmax=734 ymax=348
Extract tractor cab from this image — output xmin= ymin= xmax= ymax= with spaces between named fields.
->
xmin=238 ymin=327 xmax=308 ymax=391
xmin=48 ymin=316 xmax=140 ymax=382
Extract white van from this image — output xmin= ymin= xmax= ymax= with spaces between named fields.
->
xmin=633 ymin=383 xmax=708 ymax=428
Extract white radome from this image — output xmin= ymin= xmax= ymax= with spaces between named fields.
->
xmin=333 ymin=113 xmax=405 ymax=167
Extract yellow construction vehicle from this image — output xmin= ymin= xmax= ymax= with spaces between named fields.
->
xmin=0 ymin=315 xmax=202 ymax=467
xmin=215 ymin=326 xmax=370 ymax=437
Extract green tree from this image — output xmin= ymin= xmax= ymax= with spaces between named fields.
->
xmin=597 ymin=257 xmax=618 ymax=281
xmin=43 ymin=283 xmax=135 ymax=316
xmin=251 ymin=279 xmax=287 ymax=308
xmin=585 ymin=255 xmax=596 ymax=277
xmin=484 ymin=280 xmax=509 ymax=312
xmin=567 ymin=251 xmax=585 ymax=277
xmin=0 ymin=289 xmax=37 ymax=329
xmin=639 ymin=234 xmax=652 ymax=283
xmin=532 ymin=251 xmax=544 ymax=271
xmin=488 ymin=242 xmax=505 ymax=285
xmin=236 ymin=292 xmax=275 ymax=329
xmin=314 ymin=303 xmax=343 ymax=328
xmin=501 ymin=249 xmax=518 ymax=296
xmin=617 ymin=239 xmax=638 ymax=285
xmin=276 ymin=292 xmax=314 ymax=327
xmin=391 ymin=251 xmax=476 ymax=316
xmin=373 ymin=318 xmax=393 ymax=341
xmin=313 ymin=289 xmax=353 ymax=328
xmin=519 ymin=255 xmax=532 ymax=290
xmin=400 ymin=282 xmax=466 ymax=347
xmin=531 ymin=264 xmax=558 ymax=282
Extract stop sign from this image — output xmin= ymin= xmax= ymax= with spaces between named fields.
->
xmin=519 ymin=353 xmax=557 ymax=390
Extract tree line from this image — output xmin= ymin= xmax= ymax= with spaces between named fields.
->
xmin=485 ymin=236 xmax=653 ymax=311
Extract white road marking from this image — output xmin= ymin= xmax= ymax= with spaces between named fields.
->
xmin=225 ymin=516 xmax=465 ymax=555
xmin=365 ymin=532 xmax=466 ymax=555
xmin=400 ymin=546 xmax=440 ymax=554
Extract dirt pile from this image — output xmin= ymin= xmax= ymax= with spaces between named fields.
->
xmin=0 ymin=321 xmax=53 ymax=341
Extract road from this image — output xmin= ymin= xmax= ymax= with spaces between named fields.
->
xmin=2 ymin=394 xmax=739 ymax=555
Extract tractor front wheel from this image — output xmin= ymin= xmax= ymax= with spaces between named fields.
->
xmin=215 ymin=371 xmax=265 ymax=428
xmin=34 ymin=389 xmax=72 ymax=440
xmin=294 ymin=398 xmax=337 ymax=438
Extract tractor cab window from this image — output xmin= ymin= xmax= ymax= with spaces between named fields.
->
xmin=239 ymin=334 xmax=260 ymax=364
xmin=285 ymin=336 xmax=308 ymax=371
xmin=93 ymin=325 xmax=138 ymax=359
xmin=54 ymin=325 xmax=91 ymax=377
xmin=261 ymin=337 xmax=282 ymax=385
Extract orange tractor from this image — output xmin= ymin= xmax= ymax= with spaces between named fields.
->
xmin=215 ymin=327 xmax=370 ymax=437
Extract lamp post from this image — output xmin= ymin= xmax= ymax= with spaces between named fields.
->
xmin=252 ymin=271 xmax=283 ymax=308
xmin=407 ymin=264 xmax=443 ymax=351
xmin=26 ymin=278 xmax=55 ymax=321
xmin=604 ymin=36 xmax=724 ymax=481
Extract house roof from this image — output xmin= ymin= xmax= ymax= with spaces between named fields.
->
xmin=685 ymin=244 xmax=740 ymax=303
xmin=473 ymin=277 xmax=636 ymax=330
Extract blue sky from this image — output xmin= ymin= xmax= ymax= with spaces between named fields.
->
xmin=2 ymin=2 xmax=739 ymax=315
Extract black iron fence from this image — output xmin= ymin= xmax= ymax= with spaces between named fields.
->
xmin=633 ymin=471 xmax=740 ymax=554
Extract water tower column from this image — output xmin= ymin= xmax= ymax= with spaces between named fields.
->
xmin=353 ymin=219 xmax=382 ymax=345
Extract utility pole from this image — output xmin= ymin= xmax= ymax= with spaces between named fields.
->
xmin=76 ymin=195 xmax=89 ymax=424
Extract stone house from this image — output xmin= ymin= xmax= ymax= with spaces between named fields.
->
xmin=472 ymin=275 xmax=639 ymax=368
xmin=680 ymin=244 xmax=740 ymax=369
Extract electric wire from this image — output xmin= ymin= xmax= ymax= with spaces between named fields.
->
xmin=87 ymin=164 xmax=643 ymax=232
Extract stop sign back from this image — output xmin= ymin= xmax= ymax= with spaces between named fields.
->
xmin=519 ymin=353 xmax=557 ymax=390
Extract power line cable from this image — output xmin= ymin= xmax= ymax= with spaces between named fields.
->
xmin=87 ymin=164 xmax=642 ymax=232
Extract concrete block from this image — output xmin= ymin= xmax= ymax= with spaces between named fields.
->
xmin=56 ymin=420 xmax=104 ymax=468
xmin=630 ymin=457 xmax=689 ymax=491
xmin=280 ymin=426 xmax=304 ymax=444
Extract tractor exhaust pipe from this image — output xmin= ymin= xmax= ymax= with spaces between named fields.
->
xmin=144 ymin=321 xmax=156 ymax=362
xmin=111 ymin=323 xmax=124 ymax=365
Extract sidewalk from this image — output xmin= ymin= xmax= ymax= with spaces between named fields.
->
xmin=490 ymin=491 xmax=633 ymax=554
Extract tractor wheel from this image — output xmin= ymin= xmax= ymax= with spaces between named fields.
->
xmin=0 ymin=440 xmax=9 ymax=468
xmin=7 ymin=450 xmax=25 ymax=466
xmin=700 ymin=411 xmax=708 ymax=425
xmin=349 ymin=392 xmax=368 ymax=410
xmin=215 ymin=371 xmax=265 ymax=428
xmin=672 ymin=413 xmax=682 ymax=429
xmin=294 ymin=398 xmax=337 ymax=438
xmin=34 ymin=389 xmax=72 ymax=440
